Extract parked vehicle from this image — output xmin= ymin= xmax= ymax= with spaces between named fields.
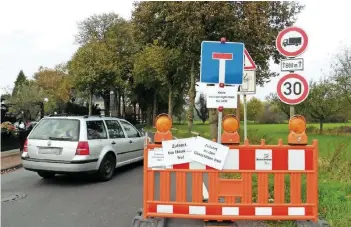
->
xmin=21 ymin=115 xmax=145 ymax=181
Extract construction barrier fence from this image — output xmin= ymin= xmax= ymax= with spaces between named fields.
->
xmin=143 ymin=138 xmax=318 ymax=222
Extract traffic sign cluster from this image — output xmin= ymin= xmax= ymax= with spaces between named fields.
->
xmin=275 ymin=27 xmax=309 ymax=105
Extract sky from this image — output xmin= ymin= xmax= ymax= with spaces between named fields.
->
xmin=1 ymin=0 xmax=351 ymax=101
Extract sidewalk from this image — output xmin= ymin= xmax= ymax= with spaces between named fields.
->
xmin=1 ymin=149 xmax=22 ymax=172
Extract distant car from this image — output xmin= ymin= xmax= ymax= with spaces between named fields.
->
xmin=21 ymin=115 xmax=145 ymax=181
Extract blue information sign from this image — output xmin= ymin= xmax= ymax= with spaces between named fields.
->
xmin=200 ymin=41 xmax=244 ymax=85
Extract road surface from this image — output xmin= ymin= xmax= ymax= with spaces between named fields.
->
xmin=1 ymin=132 xmax=203 ymax=227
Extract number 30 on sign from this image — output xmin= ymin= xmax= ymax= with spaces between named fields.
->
xmin=277 ymin=73 xmax=309 ymax=105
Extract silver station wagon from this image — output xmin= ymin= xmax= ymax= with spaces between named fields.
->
xmin=21 ymin=115 xmax=145 ymax=181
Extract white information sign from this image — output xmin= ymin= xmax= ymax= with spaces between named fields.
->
xmin=189 ymin=136 xmax=229 ymax=170
xmin=239 ymin=71 xmax=256 ymax=94
xmin=206 ymin=86 xmax=237 ymax=109
xmin=255 ymin=149 xmax=273 ymax=170
xmin=162 ymin=138 xmax=193 ymax=165
xmin=281 ymin=58 xmax=304 ymax=72
xmin=148 ymin=148 xmax=166 ymax=168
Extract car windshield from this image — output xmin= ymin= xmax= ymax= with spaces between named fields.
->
xmin=28 ymin=118 xmax=80 ymax=141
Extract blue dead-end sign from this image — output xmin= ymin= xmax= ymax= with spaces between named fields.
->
xmin=200 ymin=41 xmax=244 ymax=85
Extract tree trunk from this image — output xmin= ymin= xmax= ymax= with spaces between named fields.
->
xmin=146 ymin=105 xmax=152 ymax=127
xmin=187 ymin=60 xmax=196 ymax=133
xmin=209 ymin=109 xmax=218 ymax=140
xmin=168 ymin=86 xmax=173 ymax=117
xmin=88 ymin=91 xmax=93 ymax=116
xmin=152 ymin=90 xmax=157 ymax=125
xmin=133 ymin=103 xmax=137 ymax=122
xmin=103 ymin=93 xmax=110 ymax=116
xmin=319 ymin=119 xmax=324 ymax=134
xmin=122 ymin=93 xmax=126 ymax=118
xmin=116 ymin=93 xmax=120 ymax=117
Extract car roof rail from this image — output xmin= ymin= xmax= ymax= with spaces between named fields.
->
xmin=48 ymin=114 xmax=80 ymax=117
xmin=83 ymin=115 xmax=102 ymax=118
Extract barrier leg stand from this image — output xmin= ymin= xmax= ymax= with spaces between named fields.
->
xmin=130 ymin=208 xmax=166 ymax=227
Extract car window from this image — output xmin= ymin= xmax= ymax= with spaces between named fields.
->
xmin=28 ymin=118 xmax=80 ymax=141
xmin=105 ymin=120 xmax=125 ymax=139
xmin=120 ymin=121 xmax=140 ymax=138
xmin=86 ymin=120 xmax=108 ymax=140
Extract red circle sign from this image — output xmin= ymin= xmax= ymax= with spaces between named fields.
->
xmin=276 ymin=27 xmax=308 ymax=57
xmin=277 ymin=73 xmax=309 ymax=105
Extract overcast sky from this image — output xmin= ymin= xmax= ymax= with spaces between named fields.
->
xmin=1 ymin=0 xmax=351 ymax=100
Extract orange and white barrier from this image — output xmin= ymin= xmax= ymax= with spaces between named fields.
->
xmin=143 ymin=114 xmax=319 ymax=224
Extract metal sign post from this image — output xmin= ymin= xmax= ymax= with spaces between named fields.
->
xmin=239 ymin=54 xmax=257 ymax=141
xmin=243 ymin=94 xmax=248 ymax=140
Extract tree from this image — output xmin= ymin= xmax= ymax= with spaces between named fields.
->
xmin=69 ymin=41 xmax=117 ymax=115
xmin=195 ymin=92 xmax=209 ymax=123
xmin=331 ymin=47 xmax=351 ymax=105
xmin=75 ymin=13 xmax=124 ymax=45
xmin=9 ymin=81 xmax=48 ymax=120
xmin=247 ymin=97 xmax=264 ymax=122
xmin=75 ymin=13 xmax=130 ymax=116
xmin=12 ymin=70 xmax=27 ymax=96
xmin=303 ymin=79 xmax=345 ymax=134
xmin=265 ymin=93 xmax=305 ymax=118
xmin=132 ymin=1 xmax=304 ymax=136
xmin=33 ymin=66 xmax=72 ymax=112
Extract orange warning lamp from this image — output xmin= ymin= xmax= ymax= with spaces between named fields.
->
xmin=221 ymin=114 xmax=240 ymax=144
xmin=288 ymin=115 xmax=308 ymax=145
xmin=154 ymin=113 xmax=173 ymax=143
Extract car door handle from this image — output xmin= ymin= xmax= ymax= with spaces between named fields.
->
xmin=129 ymin=140 xmax=133 ymax=143
xmin=111 ymin=141 xmax=116 ymax=145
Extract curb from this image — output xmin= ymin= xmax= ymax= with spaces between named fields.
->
xmin=1 ymin=150 xmax=21 ymax=158
xmin=1 ymin=164 xmax=23 ymax=173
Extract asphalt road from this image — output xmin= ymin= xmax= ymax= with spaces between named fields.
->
xmin=1 ymin=132 xmax=203 ymax=227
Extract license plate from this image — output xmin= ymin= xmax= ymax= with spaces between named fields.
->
xmin=38 ymin=148 xmax=62 ymax=155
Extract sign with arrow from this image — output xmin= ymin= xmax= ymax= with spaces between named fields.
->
xmin=281 ymin=58 xmax=304 ymax=72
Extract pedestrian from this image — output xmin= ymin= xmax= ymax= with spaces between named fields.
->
xmin=18 ymin=120 xmax=27 ymax=153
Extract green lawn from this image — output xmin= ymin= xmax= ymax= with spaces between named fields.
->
xmin=145 ymin=122 xmax=351 ymax=227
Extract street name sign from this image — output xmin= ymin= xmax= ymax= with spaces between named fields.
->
xmin=281 ymin=58 xmax=304 ymax=72
xmin=277 ymin=73 xmax=309 ymax=105
xmin=206 ymin=86 xmax=238 ymax=108
xmin=276 ymin=27 xmax=309 ymax=57
xmin=200 ymin=41 xmax=244 ymax=85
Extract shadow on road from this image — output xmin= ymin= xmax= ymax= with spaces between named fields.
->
xmin=34 ymin=160 xmax=144 ymax=186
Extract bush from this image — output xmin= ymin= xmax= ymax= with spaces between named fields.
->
xmin=306 ymin=125 xmax=319 ymax=134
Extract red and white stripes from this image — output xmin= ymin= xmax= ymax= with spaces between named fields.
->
xmin=150 ymin=148 xmax=314 ymax=171
xmin=148 ymin=204 xmax=312 ymax=216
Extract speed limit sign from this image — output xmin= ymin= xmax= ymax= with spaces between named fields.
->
xmin=277 ymin=73 xmax=309 ymax=105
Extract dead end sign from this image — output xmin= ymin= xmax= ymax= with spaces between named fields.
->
xmin=190 ymin=136 xmax=229 ymax=170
